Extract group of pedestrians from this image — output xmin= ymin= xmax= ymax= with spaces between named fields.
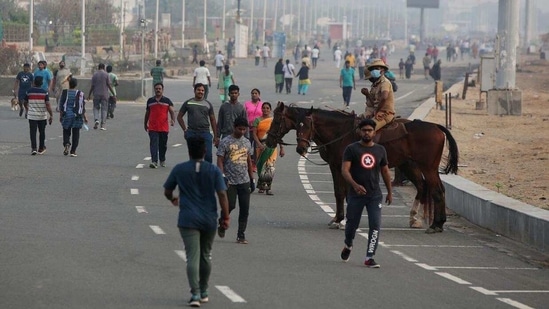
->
xmin=14 ymin=61 xmax=119 ymax=157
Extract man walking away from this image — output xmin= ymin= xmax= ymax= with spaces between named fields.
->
xmin=282 ymin=59 xmax=295 ymax=94
xmin=106 ymin=65 xmax=119 ymax=119
xmin=163 ymin=136 xmax=230 ymax=307
xmin=145 ymin=83 xmax=175 ymax=168
xmin=340 ymin=118 xmax=393 ymax=268
xmin=88 ymin=63 xmax=114 ymax=130
xmin=193 ymin=60 xmax=212 ymax=100
xmin=24 ymin=76 xmax=53 ymax=155
xmin=150 ymin=60 xmax=166 ymax=92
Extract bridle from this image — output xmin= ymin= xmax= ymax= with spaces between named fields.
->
xmin=297 ymin=114 xmax=357 ymax=153
xmin=266 ymin=110 xmax=297 ymax=146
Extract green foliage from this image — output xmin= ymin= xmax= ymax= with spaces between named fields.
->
xmin=0 ymin=45 xmax=21 ymax=75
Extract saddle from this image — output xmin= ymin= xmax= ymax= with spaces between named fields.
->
xmin=374 ymin=118 xmax=409 ymax=144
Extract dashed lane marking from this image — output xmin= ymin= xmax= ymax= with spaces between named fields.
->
xmin=175 ymin=250 xmax=187 ymax=262
xmin=435 ymin=272 xmax=472 ymax=285
xmin=136 ymin=164 xmax=145 ymax=168
xmin=135 ymin=206 xmax=148 ymax=213
xmin=216 ymin=285 xmax=247 ymax=303
xmin=131 ymin=175 xmax=139 ymax=181
xmin=130 ymin=188 xmax=139 ymax=195
xmin=496 ymin=298 xmax=535 ymax=309
xmin=149 ymin=225 xmax=165 ymax=234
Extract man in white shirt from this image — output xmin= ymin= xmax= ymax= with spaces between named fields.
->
xmin=334 ymin=47 xmax=343 ymax=68
xmin=282 ymin=59 xmax=295 ymax=94
xmin=193 ymin=60 xmax=212 ymax=99
xmin=214 ymin=51 xmax=225 ymax=77
xmin=311 ymin=46 xmax=320 ymax=69
xmin=262 ymin=43 xmax=271 ymax=67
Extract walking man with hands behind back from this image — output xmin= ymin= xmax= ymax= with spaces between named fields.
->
xmin=163 ymin=136 xmax=230 ymax=307
xmin=88 ymin=63 xmax=115 ymax=130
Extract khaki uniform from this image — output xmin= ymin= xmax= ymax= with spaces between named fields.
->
xmin=364 ymin=75 xmax=395 ymax=131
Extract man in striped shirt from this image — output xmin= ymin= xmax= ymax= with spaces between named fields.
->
xmin=24 ymin=76 xmax=53 ymax=155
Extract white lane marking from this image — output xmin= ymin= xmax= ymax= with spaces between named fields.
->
xmin=149 ymin=225 xmax=166 ymax=234
xmin=471 ymin=286 xmax=498 ymax=295
xmin=144 ymin=157 xmax=151 ymax=161
xmin=216 ymin=285 xmax=247 ymax=303
xmin=320 ymin=205 xmax=334 ymax=213
xmin=416 ymin=263 xmax=438 ymax=270
xmin=135 ymin=206 xmax=148 ymax=213
xmin=131 ymin=175 xmax=140 ymax=181
xmin=175 ymin=250 xmax=187 ymax=262
xmin=306 ymin=190 xmax=316 ymax=194
xmin=303 ymin=184 xmax=313 ymax=190
xmin=391 ymin=250 xmax=418 ymax=262
xmin=309 ymin=195 xmax=320 ymax=201
xmin=309 ymin=180 xmax=335 ymax=183
xmin=383 ymin=244 xmax=483 ymax=248
xmin=172 ymin=143 xmax=183 ymax=147
xmin=299 ymin=175 xmax=309 ymax=180
xmin=130 ymin=188 xmax=139 ymax=195
xmin=433 ymin=266 xmax=538 ymax=270
xmin=136 ymin=164 xmax=145 ymax=168
xmin=394 ymin=85 xmax=429 ymax=102
xmin=435 ymin=272 xmax=471 ymax=285
xmin=496 ymin=298 xmax=535 ymax=309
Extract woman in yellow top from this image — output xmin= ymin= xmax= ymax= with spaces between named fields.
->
xmin=252 ymin=102 xmax=285 ymax=195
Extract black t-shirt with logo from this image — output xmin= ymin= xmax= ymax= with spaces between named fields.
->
xmin=343 ymin=142 xmax=388 ymax=197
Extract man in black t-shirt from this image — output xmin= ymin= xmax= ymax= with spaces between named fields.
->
xmin=340 ymin=118 xmax=393 ymax=268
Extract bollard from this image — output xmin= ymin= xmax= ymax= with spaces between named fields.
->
xmin=445 ymin=93 xmax=449 ymax=129
xmin=449 ymin=93 xmax=452 ymax=129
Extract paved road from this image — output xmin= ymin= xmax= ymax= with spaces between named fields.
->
xmin=1 ymin=47 xmax=548 ymax=309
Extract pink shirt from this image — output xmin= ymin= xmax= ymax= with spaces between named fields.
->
xmin=244 ymin=100 xmax=263 ymax=127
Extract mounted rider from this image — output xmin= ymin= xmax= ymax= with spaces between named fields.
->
xmin=360 ymin=59 xmax=395 ymax=132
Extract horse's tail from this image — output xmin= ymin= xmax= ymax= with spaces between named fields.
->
xmin=436 ymin=124 xmax=459 ymax=174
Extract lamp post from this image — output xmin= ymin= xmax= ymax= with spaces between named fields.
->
xmin=80 ymin=0 xmax=85 ymax=76
xmin=181 ymin=0 xmax=185 ymax=48
xmin=140 ymin=18 xmax=146 ymax=98
xmin=29 ymin=0 xmax=34 ymax=52
xmin=154 ymin=0 xmax=159 ymax=59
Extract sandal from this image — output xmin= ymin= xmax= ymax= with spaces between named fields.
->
xmin=258 ymin=189 xmax=265 ymax=194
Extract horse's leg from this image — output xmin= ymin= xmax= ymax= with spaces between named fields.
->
xmin=328 ymin=162 xmax=347 ymax=229
xmin=398 ymin=162 xmax=425 ymax=229
xmin=423 ymin=172 xmax=447 ymax=234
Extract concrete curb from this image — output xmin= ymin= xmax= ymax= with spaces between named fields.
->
xmin=411 ymin=81 xmax=549 ymax=253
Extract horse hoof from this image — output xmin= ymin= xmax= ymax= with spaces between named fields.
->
xmin=434 ymin=226 xmax=444 ymax=233
xmin=328 ymin=222 xmax=340 ymax=229
xmin=410 ymin=220 xmax=424 ymax=229
xmin=425 ymin=228 xmax=436 ymax=234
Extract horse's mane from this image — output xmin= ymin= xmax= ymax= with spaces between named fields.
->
xmin=285 ymin=103 xmax=356 ymax=123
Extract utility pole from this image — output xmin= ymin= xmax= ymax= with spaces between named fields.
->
xmin=29 ymin=0 xmax=34 ymax=52
xmin=487 ymin=0 xmax=522 ymax=115
xmin=181 ymin=0 xmax=185 ymax=48
xmin=80 ymin=0 xmax=85 ymax=76
xmin=154 ymin=0 xmax=159 ymax=59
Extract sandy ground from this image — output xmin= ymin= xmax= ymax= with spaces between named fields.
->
xmin=425 ymin=54 xmax=549 ymax=210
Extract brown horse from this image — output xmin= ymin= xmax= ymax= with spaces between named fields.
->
xmin=265 ymin=102 xmax=459 ymax=233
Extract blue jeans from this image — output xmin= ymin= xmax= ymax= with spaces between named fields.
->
xmin=148 ymin=131 xmax=168 ymax=163
xmin=185 ymin=130 xmax=213 ymax=163
xmin=344 ymin=194 xmax=382 ymax=258
xmin=342 ymin=86 xmax=353 ymax=106
xmin=178 ymin=228 xmax=216 ymax=297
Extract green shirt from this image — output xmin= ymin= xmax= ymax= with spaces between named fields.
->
xmin=150 ymin=66 xmax=165 ymax=85
xmin=108 ymin=72 xmax=118 ymax=96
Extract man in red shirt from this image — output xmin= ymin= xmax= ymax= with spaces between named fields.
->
xmin=144 ymin=82 xmax=176 ymax=168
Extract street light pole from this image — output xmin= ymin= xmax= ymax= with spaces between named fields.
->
xmin=262 ymin=0 xmax=266 ymax=44
xmin=29 ymin=0 xmax=34 ymax=52
xmin=80 ymin=0 xmax=86 ymax=76
xmin=181 ymin=0 xmax=185 ymax=48
xmin=204 ymin=0 xmax=208 ymax=55
xmin=154 ymin=0 xmax=159 ymax=59
xmin=141 ymin=19 xmax=146 ymax=98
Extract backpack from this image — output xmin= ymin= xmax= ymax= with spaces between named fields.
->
xmin=385 ymin=71 xmax=398 ymax=92
xmin=62 ymin=89 xmax=85 ymax=116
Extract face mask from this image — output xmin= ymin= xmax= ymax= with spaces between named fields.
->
xmin=370 ymin=70 xmax=381 ymax=78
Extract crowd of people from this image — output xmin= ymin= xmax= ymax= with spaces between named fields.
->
xmin=10 ymin=41 xmax=436 ymax=306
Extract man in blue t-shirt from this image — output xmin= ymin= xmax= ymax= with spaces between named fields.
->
xmin=33 ymin=61 xmax=53 ymax=93
xmin=163 ymin=136 xmax=230 ymax=306
xmin=14 ymin=63 xmax=34 ymax=117
xmin=340 ymin=60 xmax=356 ymax=108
